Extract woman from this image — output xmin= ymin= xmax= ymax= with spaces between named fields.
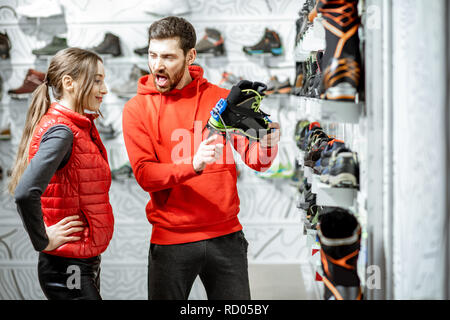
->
xmin=8 ymin=47 xmax=114 ymax=300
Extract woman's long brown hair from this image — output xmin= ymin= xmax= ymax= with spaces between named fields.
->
xmin=8 ymin=47 xmax=102 ymax=194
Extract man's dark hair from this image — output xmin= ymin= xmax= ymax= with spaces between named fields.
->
xmin=148 ymin=16 xmax=197 ymax=55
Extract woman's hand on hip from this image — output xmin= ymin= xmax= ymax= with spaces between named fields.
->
xmin=44 ymin=215 xmax=84 ymax=251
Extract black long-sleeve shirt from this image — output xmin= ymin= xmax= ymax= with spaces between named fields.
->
xmin=14 ymin=125 xmax=73 ymax=251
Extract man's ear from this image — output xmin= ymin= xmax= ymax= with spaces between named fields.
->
xmin=187 ymin=48 xmax=197 ymax=65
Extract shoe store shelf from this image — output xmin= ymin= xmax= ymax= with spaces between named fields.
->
xmin=292 ymin=96 xmax=362 ymax=124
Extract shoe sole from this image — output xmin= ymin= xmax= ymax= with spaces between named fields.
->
xmin=328 ymin=172 xmax=358 ymax=188
xmin=207 ymin=120 xmax=267 ymax=141
xmin=8 ymin=92 xmax=31 ymax=100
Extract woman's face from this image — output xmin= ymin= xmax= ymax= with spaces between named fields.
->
xmin=85 ymin=60 xmax=107 ymax=112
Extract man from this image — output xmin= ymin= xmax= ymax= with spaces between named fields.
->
xmin=122 ymin=16 xmax=280 ymax=300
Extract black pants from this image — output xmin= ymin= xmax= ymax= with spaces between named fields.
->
xmin=148 ymin=230 xmax=251 ymax=300
xmin=37 ymin=252 xmax=102 ymax=300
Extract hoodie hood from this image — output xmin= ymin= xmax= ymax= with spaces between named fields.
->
xmin=137 ymin=65 xmax=209 ymax=143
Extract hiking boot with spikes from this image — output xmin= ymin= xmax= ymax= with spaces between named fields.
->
xmin=243 ymin=28 xmax=283 ymax=56
xmin=318 ymin=208 xmax=363 ymax=300
xmin=316 ymin=0 xmax=362 ymax=101
xmin=206 ymin=80 xmax=272 ymax=141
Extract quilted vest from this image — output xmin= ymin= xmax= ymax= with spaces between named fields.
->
xmin=28 ymin=103 xmax=114 ymax=258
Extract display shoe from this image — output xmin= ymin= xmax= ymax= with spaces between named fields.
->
xmin=144 ymin=0 xmax=190 ymax=16
xmin=317 ymin=0 xmax=361 ymax=101
xmin=300 ymin=121 xmax=322 ymax=151
xmin=206 ymin=80 xmax=272 ymax=141
xmin=111 ymin=163 xmax=134 ymax=181
xmin=292 ymin=62 xmax=306 ymax=96
xmin=32 ymin=36 xmax=68 ymax=57
xmin=0 ymin=32 xmax=11 ymax=59
xmin=304 ymin=133 xmax=330 ymax=168
xmin=195 ymin=28 xmax=225 ymax=56
xmin=89 ymin=33 xmax=122 ymax=57
xmin=96 ymin=121 xmax=118 ymax=140
xmin=328 ymin=148 xmax=359 ymax=188
xmin=134 ymin=45 xmax=148 ymax=56
xmin=265 ymin=76 xmax=292 ymax=95
xmin=314 ymin=138 xmax=345 ymax=174
xmin=0 ymin=124 xmax=11 ymax=140
xmin=243 ymin=28 xmax=283 ymax=56
xmin=318 ymin=209 xmax=363 ymax=300
xmin=112 ymin=64 xmax=148 ymax=98
xmin=218 ymin=71 xmax=242 ymax=89
xmin=294 ymin=119 xmax=310 ymax=150
xmin=8 ymin=69 xmax=45 ymax=100
xmin=0 ymin=73 xmax=3 ymax=101
xmin=16 ymin=0 xmax=63 ymax=18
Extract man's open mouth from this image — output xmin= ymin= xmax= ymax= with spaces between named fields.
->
xmin=155 ymin=74 xmax=169 ymax=87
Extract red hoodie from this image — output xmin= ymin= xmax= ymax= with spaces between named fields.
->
xmin=122 ymin=65 xmax=278 ymax=244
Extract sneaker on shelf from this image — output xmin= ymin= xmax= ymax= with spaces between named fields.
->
xmin=328 ymin=149 xmax=360 ymax=188
xmin=206 ymin=80 xmax=272 ymax=141
xmin=134 ymin=45 xmax=148 ymax=56
xmin=218 ymin=71 xmax=242 ymax=89
xmin=0 ymin=32 xmax=11 ymax=59
xmin=8 ymin=69 xmax=45 ymax=100
xmin=195 ymin=28 xmax=225 ymax=57
xmin=304 ymin=133 xmax=330 ymax=168
xmin=89 ymin=32 xmax=122 ymax=57
xmin=144 ymin=0 xmax=190 ymax=16
xmin=32 ymin=36 xmax=68 ymax=57
xmin=112 ymin=65 xmax=148 ymax=98
xmin=300 ymin=121 xmax=322 ymax=151
xmin=243 ymin=28 xmax=283 ymax=56
xmin=318 ymin=208 xmax=363 ymax=300
xmin=314 ymin=138 xmax=345 ymax=174
xmin=16 ymin=0 xmax=63 ymax=18
xmin=265 ymin=76 xmax=292 ymax=95
xmin=294 ymin=119 xmax=310 ymax=150
xmin=111 ymin=163 xmax=134 ymax=181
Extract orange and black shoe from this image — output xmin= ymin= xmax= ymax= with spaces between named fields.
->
xmin=316 ymin=0 xmax=361 ymax=102
xmin=318 ymin=208 xmax=363 ymax=300
xmin=243 ymin=28 xmax=283 ymax=56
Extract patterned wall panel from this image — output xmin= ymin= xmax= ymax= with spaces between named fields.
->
xmin=392 ymin=0 xmax=447 ymax=299
xmin=0 ymin=0 xmax=320 ymax=300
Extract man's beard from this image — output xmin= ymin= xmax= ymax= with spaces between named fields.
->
xmin=151 ymin=61 xmax=187 ymax=93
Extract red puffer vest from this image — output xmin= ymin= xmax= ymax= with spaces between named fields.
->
xmin=28 ymin=103 xmax=114 ymax=258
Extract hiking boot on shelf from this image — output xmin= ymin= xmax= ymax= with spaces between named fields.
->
xmin=243 ymin=28 xmax=283 ymax=56
xmin=32 ymin=36 xmax=68 ymax=57
xmin=206 ymin=80 xmax=272 ymax=141
xmin=218 ymin=72 xmax=242 ymax=90
xmin=320 ymin=146 xmax=351 ymax=184
xmin=292 ymin=62 xmax=306 ymax=96
xmin=134 ymin=45 xmax=148 ymax=56
xmin=318 ymin=208 xmax=363 ymax=300
xmin=328 ymin=149 xmax=360 ymax=188
xmin=16 ymin=0 xmax=63 ymax=18
xmin=8 ymin=69 xmax=45 ymax=100
xmin=265 ymin=76 xmax=292 ymax=95
xmin=195 ymin=28 xmax=225 ymax=56
xmin=0 ymin=32 xmax=11 ymax=59
xmin=89 ymin=32 xmax=122 ymax=57
xmin=300 ymin=122 xmax=322 ymax=151
xmin=318 ymin=0 xmax=362 ymax=101
xmin=112 ymin=64 xmax=148 ymax=98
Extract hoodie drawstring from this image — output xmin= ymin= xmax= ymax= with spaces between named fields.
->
xmin=157 ymin=93 xmax=162 ymax=143
xmin=192 ymin=80 xmax=201 ymax=133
